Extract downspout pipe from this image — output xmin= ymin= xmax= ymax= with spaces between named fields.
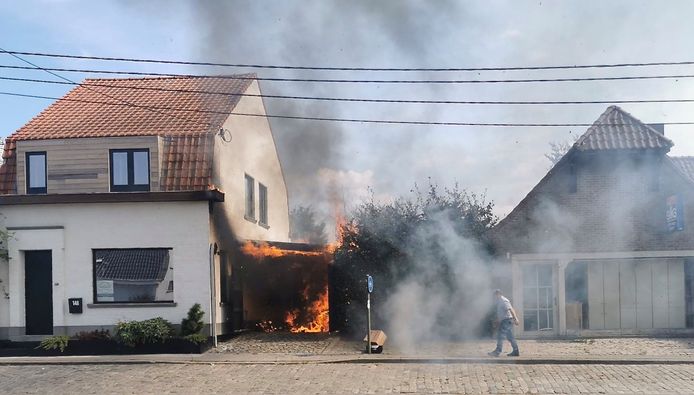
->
xmin=209 ymin=243 xmax=218 ymax=348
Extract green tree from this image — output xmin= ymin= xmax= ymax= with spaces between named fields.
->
xmin=330 ymin=182 xmax=498 ymax=335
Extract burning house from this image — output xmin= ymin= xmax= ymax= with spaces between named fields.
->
xmin=0 ymin=74 xmax=329 ymax=340
xmin=492 ymin=106 xmax=694 ymax=337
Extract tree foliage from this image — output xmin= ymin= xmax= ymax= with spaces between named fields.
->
xmin=0 ymin=227 xmax=9 ymax=261
xmin=289 ymin=205 xmax=328 ymax=244
xmin=545 ymin=135 xmax=580 ymax=166
xmin=330 ymin=183 xmax=498 ymax=334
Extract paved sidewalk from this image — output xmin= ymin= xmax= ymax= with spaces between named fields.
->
xmin=2 ymin=334 xmax=694 ymax=365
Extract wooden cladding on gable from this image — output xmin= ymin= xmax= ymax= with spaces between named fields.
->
xmin=15 ymin=136 xmax=160 ymax=195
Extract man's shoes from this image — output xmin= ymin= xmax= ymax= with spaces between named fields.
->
xmin=507 ymin=350 xmax=520 ymax=357
xmin=487 ymin=351 xmax=500 ymax=357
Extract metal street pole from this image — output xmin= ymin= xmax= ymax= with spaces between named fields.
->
xmin=367 ymin=292 xmax=372 ymax=354
xmin=366 ymin=274 xmax=373 ymax=354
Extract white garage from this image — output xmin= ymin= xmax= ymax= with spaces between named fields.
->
xmin=511 ymin=253 xmax=694 ymax=337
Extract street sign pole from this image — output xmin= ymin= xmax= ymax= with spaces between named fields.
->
xmin=367 ymin=292 xmax=371 ymax=354
xmin=366 ymin=274 xmax=373 ymax=354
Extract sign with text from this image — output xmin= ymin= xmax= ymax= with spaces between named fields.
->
xmin=666 ymin=194 xmax=685 ymax=232
xmin=96 ymin=280 xmax=114 ymax=302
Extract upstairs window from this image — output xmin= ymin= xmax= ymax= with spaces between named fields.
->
xmin=26 ymin=152 xmax=47 ymax=194
xmin=110 ymin=149 xmax=150 ymax=192
xmin=245 ymin=174 xmax=255 ymax=221
xmin=259 ymin=183 xmax=268 ymax=227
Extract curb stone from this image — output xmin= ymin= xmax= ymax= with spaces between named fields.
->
xmin=1 ymin=355 xmax=693 ymax=366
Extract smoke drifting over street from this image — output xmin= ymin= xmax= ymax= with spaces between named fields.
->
xmin=381 ymin=211 xmax=496 ymax=351
xmin=183 ymin=0 xmax=694 ymax=229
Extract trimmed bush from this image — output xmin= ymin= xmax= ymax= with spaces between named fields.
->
xmin=183 ymin=333 xmax=208 ymax=345
xmin=115 ymin=317 xmax=174 ymax=347
xmin=37 ymin=335 xmax=69 ymax=352
xmin=75 ymin=329 xmax=111 ymax=341
xmin=180 ymin=303 xmax=205 ymax=336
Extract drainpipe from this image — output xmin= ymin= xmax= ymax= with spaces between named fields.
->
xmin=209 ymin=243 xmax=218 ymax=348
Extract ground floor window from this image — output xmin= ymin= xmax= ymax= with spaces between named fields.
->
xmin=522 ymin=264 xmax=554 ymax=331
xmin=93 ymin=248 xmax=173 ymax=303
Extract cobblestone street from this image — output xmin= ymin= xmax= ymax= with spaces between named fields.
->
xmin=2 ymin=362 xmax=694 ymax=394
xmin=3 ymin=335 xmax=694 ymax=394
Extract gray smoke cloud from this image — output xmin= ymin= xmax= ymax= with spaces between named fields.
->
xmin=182 ymin=2 xmax=688 ymax=347
xmin=186 ymin=0 xmax=477 ymax=237
xmin=382 ymin=210 xmax=496 ymax=351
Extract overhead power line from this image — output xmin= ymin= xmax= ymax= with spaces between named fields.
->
xmin=7 ymin=50 xmax=694 ymax=72
xmin=4 ymin=75 xmax=694 ymax=106
xmin=3 ymin=90 xmax=694 ymax=128
xmin=2 ymin=64 xmax=694 ymax=85
xmin=0 ymin=48 xmax=214 ymax=129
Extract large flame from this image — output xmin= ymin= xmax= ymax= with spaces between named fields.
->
xmin=244 ymin=240 xmax=330 ymax=333
xmin=285 ymin=285 xmax=330 ymax=333
xmin=242 ymin=241 xmax=324 ymax=259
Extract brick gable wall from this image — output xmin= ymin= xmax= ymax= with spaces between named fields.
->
xmin=491 ymin=151 xmax=694 ymax=254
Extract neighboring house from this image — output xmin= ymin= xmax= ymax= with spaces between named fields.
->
xmin=0 ymin=74 xmax=290 ymax=340
xmin=492 ymin=106 xmax=694 ymax=337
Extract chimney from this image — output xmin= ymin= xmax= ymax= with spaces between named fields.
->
xmin=648 ymin=123 xmax=665 ymax=135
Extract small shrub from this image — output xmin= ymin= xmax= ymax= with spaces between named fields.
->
xmin=115 ymin=317 xmax=174 ymax=347
xmin=37 ymin=335 xmax=69 ymax=352
xmin=180 ymin=303 xmax=205 ymax=336
xmin=183 ymin=333 xmax=208 ymax=345
xmin=75 ymin=329 xmax=111 ymax=341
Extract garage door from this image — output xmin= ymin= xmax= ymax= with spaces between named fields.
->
xmin=587 ymin=259 xmax=685 ymax=330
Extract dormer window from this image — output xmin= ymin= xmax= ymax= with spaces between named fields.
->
xmin=110 ymin=149 xmax=150 ymax=192
xmin=26 ymin=152 xmax=47 ymax=194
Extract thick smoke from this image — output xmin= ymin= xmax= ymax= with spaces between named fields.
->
xmin=382 ymin=210 xmax=496 ymax=351
xmin=188 ymin=0 xmax=474 ymax=238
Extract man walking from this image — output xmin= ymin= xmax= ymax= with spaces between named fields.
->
xmin=488 ymin=289 xmax=520 ymax=357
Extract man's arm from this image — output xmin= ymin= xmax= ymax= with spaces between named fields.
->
xmin=509 ymin=306 xmax=519 ymax=325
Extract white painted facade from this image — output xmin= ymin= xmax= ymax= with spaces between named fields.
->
xmin=0 ymin=201 xmax=212 ymax=340
xmin=0 ymin=78 xmax=293 ymax=340
xmin=213 ymin=80 xmax=290 ymax=242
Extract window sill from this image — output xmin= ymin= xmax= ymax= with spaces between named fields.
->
xmin=87 ymin=302 xmax=177 ymax=308
xmin=259 ymin=222 xmax=270 ymax=229
xmin=244 ymin=215 xmax=257 ymax=223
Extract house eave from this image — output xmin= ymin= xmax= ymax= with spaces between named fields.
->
xmin=0 ymin=189 xmax=224 ymax=205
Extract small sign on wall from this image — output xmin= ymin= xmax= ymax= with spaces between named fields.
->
xmin=68 ymin=298 xmax=83 ymax=314
xmin=96 ymin=280 xmax=114 ymax=302
xmin=666 ymin=194 xmax=685 ymax=232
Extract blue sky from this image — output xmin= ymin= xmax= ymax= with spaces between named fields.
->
xmin=3 ymin=1 xmax=694 ymax=219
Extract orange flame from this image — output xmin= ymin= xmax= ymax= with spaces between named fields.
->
xmin=242 ymin=241 xmax=324 ymax=259
xmin=285 ymin=285 xmax=330 ymax=333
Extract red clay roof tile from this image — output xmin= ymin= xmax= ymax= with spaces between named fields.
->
xmin=575 ymin=106 xmax=673 ymax=151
